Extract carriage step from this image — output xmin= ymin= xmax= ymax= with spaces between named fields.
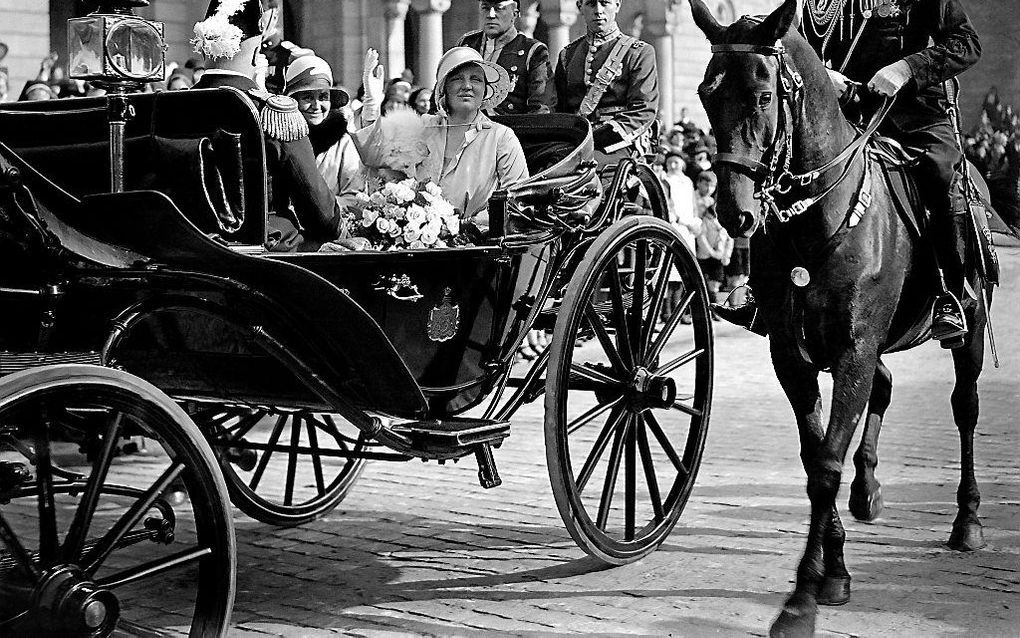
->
xmin=389 ymin=417 xmax=510 ymax=448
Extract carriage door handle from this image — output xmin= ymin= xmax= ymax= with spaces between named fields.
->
xmin=373 ymin=274 xmax=424 ymax=302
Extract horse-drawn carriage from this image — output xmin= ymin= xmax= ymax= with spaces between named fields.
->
xmin=0 ymin=72 xmax=714 ymax=634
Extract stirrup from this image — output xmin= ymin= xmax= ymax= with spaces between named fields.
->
xmin=931 ymin=293 xmax=967 ymax=342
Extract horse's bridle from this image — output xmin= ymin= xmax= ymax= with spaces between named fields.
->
xmin=710 ymin=40 xmax=891 ymax=223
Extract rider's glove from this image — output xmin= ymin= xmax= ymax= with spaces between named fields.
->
xmin=867 ymin=60 xmax=912 ymax=98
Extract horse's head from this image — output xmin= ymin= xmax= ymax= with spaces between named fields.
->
xmin=691 ymin=0 xmax=802 ymax=238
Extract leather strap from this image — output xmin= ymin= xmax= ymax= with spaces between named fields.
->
xmin=579 ymin=35 xmax=635 ymax=118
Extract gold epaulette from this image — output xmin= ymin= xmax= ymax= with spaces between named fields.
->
xmin=248 ymin=90 xmax=308 ymax=142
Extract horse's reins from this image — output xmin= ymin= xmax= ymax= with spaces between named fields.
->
xmin=710 ymin=40 xmax=892 ymax=224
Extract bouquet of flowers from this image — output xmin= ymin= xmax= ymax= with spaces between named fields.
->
xmin=344 ymin=178 xmax=470 ymax=250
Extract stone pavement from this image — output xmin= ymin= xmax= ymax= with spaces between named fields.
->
xmin=221 ymin=246 xmax=1020 ymax=637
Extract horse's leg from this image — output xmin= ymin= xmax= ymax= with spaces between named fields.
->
xmin=770 ymin=347 xmax=877 ymax=638
xmin=947 ymin=298 xmax=986 ymax=551
xmin=848 ymin=359 xmax=891 ymax=521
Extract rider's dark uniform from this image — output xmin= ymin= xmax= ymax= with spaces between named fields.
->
xmin=802 ymin=0 xmax=980 ymax=340
xmin=554 ymin=28 xmax=659 ymax=159
xmin=457 ymin=27 xmax=554 ymax=114
xmin=193 ymin=71 xmax=341 ymax=252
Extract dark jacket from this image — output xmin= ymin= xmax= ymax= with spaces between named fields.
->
xmin=193 ymin=71 xmax=341 ymax=251
xmin=554 ymin=33 xmax=659 ymax=154
xmin=457 ymin=29 xmax=554 ymax=114
xmin=803 ymin=0 xmax=980 ymax=128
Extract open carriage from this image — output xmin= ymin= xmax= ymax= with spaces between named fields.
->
xmin=0 ymin=86 xmax=714 ymax=635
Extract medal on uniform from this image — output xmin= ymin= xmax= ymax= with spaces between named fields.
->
xmin=427 ymin=288 xmax=460 ymax=342
xmin=873 ymin=0 xmax=901 ymax=18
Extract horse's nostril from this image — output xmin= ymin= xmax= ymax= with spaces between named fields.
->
xmin=737 ymin=211 xmax=756 ymax=235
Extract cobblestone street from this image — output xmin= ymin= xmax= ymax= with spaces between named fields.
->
xmin=222 ymin=246 xmax=1020 ymax=637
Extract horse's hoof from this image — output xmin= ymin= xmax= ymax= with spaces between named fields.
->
xmin=816 ymin=575 xmax=851 ymax=606
xmin=848 ymin=480 xmax=883 ymax=522
xmin=948 ymin=522 xmax=986 ymax=551
xmin=769 ymin=591 xmax=817 ymax=638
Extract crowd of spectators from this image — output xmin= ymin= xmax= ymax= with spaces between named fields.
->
xmin=964 ymin=86 xmax=1020 ymax=180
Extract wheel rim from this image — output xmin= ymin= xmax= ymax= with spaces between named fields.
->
xmin=0 ymin=369 xmax=233 ymax=637
xmin=546 ymin=218 xmax=713 ymax=564
xmin=191 ymin=406 xmax=366 ymax=525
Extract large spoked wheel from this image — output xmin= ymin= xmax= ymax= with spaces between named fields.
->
xmin=545 ymin=216 xmax=714 ymax=564
xmin=189 ymin=405 xmax=367 ymax=527
xmin=0 ymin=365 xmax=234 ymax=637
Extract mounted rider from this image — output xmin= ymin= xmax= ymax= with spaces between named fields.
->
xmin=553 ymin=0 xmax=659 ymax=162
xmin=717 ymin=0 xmax=981 ymax=345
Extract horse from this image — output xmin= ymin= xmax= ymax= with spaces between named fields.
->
xmin=689 ymin=0 xmax=993 ymax=635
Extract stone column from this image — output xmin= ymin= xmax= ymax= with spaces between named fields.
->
xmin=518 ymin=0 xmax=540 ymax=38
xmin=539 ymin=0 xmax=578 ymax=62
xmin=384 ymin=0 xmax=410 ymax=80
xmin=643 ymin=0 xmax=681 ymax=129
xmin=411 ymin=0 xmax=451 ymax=88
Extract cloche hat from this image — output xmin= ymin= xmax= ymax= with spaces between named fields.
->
xmin=434 ymin=46 xmax=510 ymax=116
xmin=284 ymin=56 xmax=349 ymax=107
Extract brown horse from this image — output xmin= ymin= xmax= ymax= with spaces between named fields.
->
xmin=690 ymin=0 xmax=991 ymax=635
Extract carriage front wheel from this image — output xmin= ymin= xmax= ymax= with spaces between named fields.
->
xmin=545 ymin=216 xmax=714 ymax=564
xmin=0 ymin=365 xmax=235 ymax=636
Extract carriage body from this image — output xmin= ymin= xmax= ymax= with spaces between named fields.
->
xmin=0 ymin=87 xmax=714 ymax=635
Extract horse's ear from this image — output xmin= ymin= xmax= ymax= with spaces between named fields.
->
xmin=689 ymin=0 xmax=725 ymax=44
xmin=758 ymin=0 xmax=801 ymax=42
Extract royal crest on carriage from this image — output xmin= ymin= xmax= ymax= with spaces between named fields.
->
xmin=427 ymin=288 xmax=460 ymax=342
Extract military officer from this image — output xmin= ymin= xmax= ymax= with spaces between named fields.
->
xmin=191 ymin=0 xmax=345 ymax=252
xmin=554 ymin=0 xmax=659 ymax=160
xmin=718 ymin=0 xmax=981 ymax=344
xmin=457 ymin=0 xmax=554 ymax=114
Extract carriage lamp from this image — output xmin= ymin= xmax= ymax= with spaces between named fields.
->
xmin=67 ymin=0 xmax=166 ymax=193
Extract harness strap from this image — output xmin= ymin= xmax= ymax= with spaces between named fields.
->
xmin=579 ymin=35 xmax=635 ymax=118
xmin=714 ymin=152 xmax=770 ymax=178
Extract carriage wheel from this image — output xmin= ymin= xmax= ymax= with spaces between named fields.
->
xmin=0 ymin=365 xmax=234 ymax=637
xmin=190 ymin=406 xmax=367 ymax=527
xmin=545 ymin=216 xmax=714 ymax=564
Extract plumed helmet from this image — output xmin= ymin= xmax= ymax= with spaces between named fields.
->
xmin=192 ymin=0 xmax=266 ymax=60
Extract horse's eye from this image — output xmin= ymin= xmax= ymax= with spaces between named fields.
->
xmin=758 ymin=92 xmax=773 ymax=110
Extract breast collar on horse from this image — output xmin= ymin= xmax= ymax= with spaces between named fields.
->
xmin=710 ymin=37 xmax=892 ymax=232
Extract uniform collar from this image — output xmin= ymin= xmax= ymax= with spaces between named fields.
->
xmin=587 ymin=25 xmax=622 ymax=48
xmin=485 ymin=26 xmax=518 ymax=50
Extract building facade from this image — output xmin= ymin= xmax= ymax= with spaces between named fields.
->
xmin=0 ymin=0 xmax=1012 ymax=132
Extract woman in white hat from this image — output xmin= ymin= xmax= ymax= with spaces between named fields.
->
xmin=284 ymin=55 xmax=365 ymax=211
xmin=356 ymin=46 xmax=528 ymax=227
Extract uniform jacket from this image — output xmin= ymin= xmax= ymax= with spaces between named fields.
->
xmin=457 ymin=29 xmax=554 ymax=114
xmin=554 ymin=32 xmax=659 ymax=154
xmin=802 ymin=0 xmax=980 ymax=129
xmin=193 ymin=71 xmax=341 ymax=251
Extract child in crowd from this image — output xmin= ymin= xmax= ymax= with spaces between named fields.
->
xmin=694 ymin=172 xmax=732 ymax=319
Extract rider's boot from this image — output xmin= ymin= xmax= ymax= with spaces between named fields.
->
xmin=931 ymin=213 xmax=970 ymax=347
xmin=713 ymin=285 xmax=767 ymax=336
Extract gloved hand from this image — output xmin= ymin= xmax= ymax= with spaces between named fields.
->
xmin=361 ymin=48 xmax=385 ymax=122
xmin=825 ymin=68 xmax=852 ymax=98
xmin=867 ymin=59 xmax=912 ymax=97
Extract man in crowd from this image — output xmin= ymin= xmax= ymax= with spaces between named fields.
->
xmin=457 ymin=0 xmax=554 ymax=114
xmin=719 ymin=0 xmax=981 ymax=345
xmin=191 ymin=0 xmax=343 ymax=251
xmin=554 ymin=0 xmax=658 ymax=161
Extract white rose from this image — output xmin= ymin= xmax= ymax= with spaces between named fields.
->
xmin=410 ymin=240 xmax=424 ymax=249
xmin=389 ymin=224 xmax=403 ymax=238
xmin=424 ymin=181 xmax=442 ymax=197
xmin=403 ymin=227 xmax=420 ymax=243
xmin=430 ymin=198 xmax=456 ymax=219
xmin=361 ymin=209 xmax=378 ymax=227
xmin=445 ymin=216 xmax=460 ymax=236
xmin=425 ymin=217 xmax=442 ymax=235
xmin=421 ymin=229 xmax=439 ymax=246
xmin=376 ymin=217 xmax=391 ymax=233
xmin=406 ymin=205 xmax=426 ymax=224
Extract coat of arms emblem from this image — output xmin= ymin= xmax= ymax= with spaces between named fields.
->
xmin=427 ymin=288 xmax=460 ymax=342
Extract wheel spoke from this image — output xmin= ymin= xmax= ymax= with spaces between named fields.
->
xmin=643 ymin=412 xmax=689 ymax=477
xmin=569 ymin=363 xmax=621 ymax=388
xmin=643 ymin=250 xmax=675 ymax=354
xmin=306 ymin=417 xmax=326 ymax=494
xmin=35 ymin=418 xmax=58 ymax=570
xmin=62 ymin=411 xmax=124 ymax=563
xmin=0 ymin=512 xmax=41 ymax=581
xmin=645 ymin=289 xmax=695 ymax=366
xmin=596 ymin=414 xmax=631 ymax=531
xmin=284 ymin=415 xmax=303 ymax=507
xmin=655 ymin=348 xmax=706 ymax=377
xmin=630 ymin=239 xmax=647 ymax=360
xmin=584 ymin=304 xmax=628 ymax=375
xmin=575 ymin=405 xmax=626 ymax=493
xmin=567 ymin=396 xmax=623 ymax=435
xmin=637 ymin=420 xmax=664 ymax=523
xmin=249 ymin=413 xmax=288 ymax=491
xmin=607 ymin=259 xmax=635 ymax=368
xmin=624 ymin=414 xmax=637 ymax=541
xmin=220 ymin=409 xmax=267 ymax=441
xmin=97 ymin=546 xmax=212 ymax=590
xmin=83 ymin=461 xmax=185 ymax=575
xmin=672 ymin=399 xmax=703 ymax=418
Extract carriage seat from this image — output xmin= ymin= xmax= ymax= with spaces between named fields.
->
xmin=0 ymin=89 xmax=269 ymax=246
